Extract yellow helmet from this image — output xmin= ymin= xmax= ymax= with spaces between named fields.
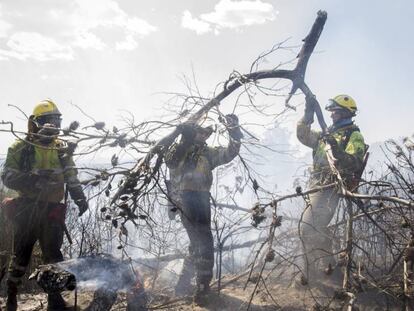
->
xmin=32 ymin=99 xmax=61 ymax=119
xmin=326 ymin=94 xmax=357 ymax=115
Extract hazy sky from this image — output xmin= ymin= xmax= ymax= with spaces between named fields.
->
xmin=1 ymin=0 xmax=413 ymax=155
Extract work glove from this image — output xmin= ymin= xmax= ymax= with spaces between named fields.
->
xmin=177 ymin=123 xmax=196 ymax=142
xmin=325 ymin=134 xmax=359 ymax=171
xmin=324 ymin=134 xmax=342 ymax=158
xmin=76 ymin=199 xmax=89 ymax=217
xmin=225 ymin=114 xmax=243 ymax=141
xmin=68 ymin=185 xmax=88 ymax=216
xmin=303 ymin=95 xmax=316 ymax=125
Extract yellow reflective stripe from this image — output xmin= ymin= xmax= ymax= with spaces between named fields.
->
xmin=345 ymin=142 xmax=356 ymax=155
xmin=345 ymin=131 xmax=365 ymax=160
xmin=33 ymin=146 xmax=61 ymax=170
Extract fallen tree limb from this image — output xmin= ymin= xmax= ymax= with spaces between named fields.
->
xmin=342 ymin=191 xmax=414 ymax=207
xmin=111 ymin=10 xmax=329 ymax=207
xmin=135 ymin=236 xmax=267 ymax=263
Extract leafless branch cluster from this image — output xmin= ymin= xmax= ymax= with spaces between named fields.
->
xmin=1 ymin=11 xmax=413 ymax=310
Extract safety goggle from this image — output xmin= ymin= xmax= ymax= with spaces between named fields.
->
xmin=325 ymin=99 xmax=343 ymax=111
xmin=35 ymin=115 xmax=62 ymax=127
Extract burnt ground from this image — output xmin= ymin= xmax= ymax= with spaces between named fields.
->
xmin=0 ymin=271 xmax=406 ymax=311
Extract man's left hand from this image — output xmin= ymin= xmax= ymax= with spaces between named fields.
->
xmin=225 ymin=114 xmax=243 ymax=140
xmin=324 ymin=135 xmax=342 ymax=158
xmin=76 ymin=199 xmax=89 ymax=217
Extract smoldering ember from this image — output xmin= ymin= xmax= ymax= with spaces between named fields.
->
xmin=0 ymin=2 xmax=414 ymax=311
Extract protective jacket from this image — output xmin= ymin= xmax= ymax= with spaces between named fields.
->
xmin=166 ymin=135 xmax=240 ymax=290
xmin=296 ymin=118 xmax=366 ymax=187
xmin=165 ymin=139 xmax=240 ymax=192
xmin=1 ymin=138 xmax=84 ymax=204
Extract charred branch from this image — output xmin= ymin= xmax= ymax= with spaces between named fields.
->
xmin=111 ymin=11 xmax=329 ymax=207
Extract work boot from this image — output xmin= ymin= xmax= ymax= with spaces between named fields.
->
xmin=5 ymin=280 xmax=18 ymax=311
xmin=6 ymin=294 xmax=17 ymax=311
xmin=47 ymin=292 xmax=68 ymax=311
xmin=193 ymin=282 xmax=210 ymax=306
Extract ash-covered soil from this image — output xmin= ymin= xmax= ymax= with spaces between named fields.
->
xmin=0 ymin=272 xmax=405 ymax=310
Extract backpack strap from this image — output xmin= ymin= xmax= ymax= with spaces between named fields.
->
xmin=339 ymin=125 xmax=360 ymax=151
xmin=19 ymin=142 xmax=35 ymax=173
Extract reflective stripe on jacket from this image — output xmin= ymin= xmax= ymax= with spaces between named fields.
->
xmin=2 ymin=139 xmax=79 ymax=203
xmin=165 ymin=139 xmax=240 ymax=192
xmin=296 ymin=118 xmax=366 ymax=186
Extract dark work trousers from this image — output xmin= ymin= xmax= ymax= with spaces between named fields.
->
xmin=7 ymin=198 xmax=65 ymax=287
xmin=178 ymin=191 xmax=214 ymax=286
xmin=300 ymin=188 xmax=339 ymax=278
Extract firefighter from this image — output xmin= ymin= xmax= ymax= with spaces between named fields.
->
xmin=165 ymin=113 xmax=242 ymax=304
xmin=1 ymin=100 xmax=88 ymax=311
xmin=297 ymin=94 xmax=366 ymax=282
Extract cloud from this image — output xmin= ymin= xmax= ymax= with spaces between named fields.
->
xmin=0 ymin=0 xmax=157 ymax=61
xmin=202 ymin=0 xmax=277 ymax=28
xmin=181 ymin=0 xmax=277 ymax=35
xmin=73 ymin=30 xmax=106 ymax=50
xmin=0 ymin=32 xmax=73 ymax=61
xmin=124 ymin=16 xmax=157 ymax=37
xmin=181 ymin=10 xmax=211 ymax=35
xmin=116 ymin=34 xmax=138 ymax=51
xmin=69 ymin=0 xmax=156 ymax=50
